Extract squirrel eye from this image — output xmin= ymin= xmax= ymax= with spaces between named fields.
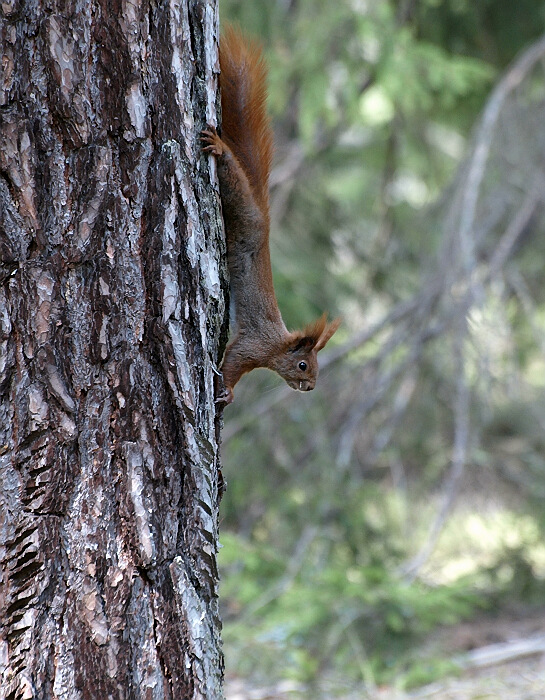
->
xmin=298 ymin=361 xmax=308 ymax=371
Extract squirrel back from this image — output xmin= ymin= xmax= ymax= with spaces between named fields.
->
xmin=220 ymin=27 xmax=273 ymax=219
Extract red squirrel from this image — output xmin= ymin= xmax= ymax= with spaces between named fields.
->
xmin=202 ymin=27 xmax=340 ymax=404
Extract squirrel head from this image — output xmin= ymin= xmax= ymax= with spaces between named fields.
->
xmin=268 ymin=314 xmax=340 ymax=392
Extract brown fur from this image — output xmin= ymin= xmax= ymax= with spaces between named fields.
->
xmin=202 ymin=28 xmax=339 ymax=404
xmin=220 ymin=26 xmax=273 ymax=219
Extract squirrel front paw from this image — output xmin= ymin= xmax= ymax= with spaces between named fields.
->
xmin=215 ymin=386 xmax=234 ymax=405
xmin=201 ymin=126 xmax=225 ymax=157
xmin=213 ymin=372 xmax=234 ymax=406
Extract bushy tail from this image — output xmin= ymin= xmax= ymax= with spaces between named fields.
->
xmin=220 ymin=26 xmax=273 ymax=217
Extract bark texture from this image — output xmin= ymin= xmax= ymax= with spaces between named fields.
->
xmin=0 ymin=0 xmax=226 ymax=698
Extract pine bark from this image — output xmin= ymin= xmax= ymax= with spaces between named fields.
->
xmin=0 ymin=0 xmax=226 ymax=698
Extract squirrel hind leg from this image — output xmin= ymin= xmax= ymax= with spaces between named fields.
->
xmin=201 ymin=126 xmax=225 ymax=156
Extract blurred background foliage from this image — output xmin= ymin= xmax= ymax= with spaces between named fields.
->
xmin=217 ymin=0 xmax=545 ymax=694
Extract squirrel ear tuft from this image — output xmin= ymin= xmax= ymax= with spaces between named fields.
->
xmin=287 ymin=314 xmax=340 ymax=353
xmin=315 ymin=316 xmax=341 ymax=351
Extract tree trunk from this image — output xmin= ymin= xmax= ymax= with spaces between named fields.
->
xmin=0 ymin=1 xmax=226 ymax=698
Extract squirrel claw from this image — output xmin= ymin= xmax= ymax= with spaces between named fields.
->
xmin=215 ymin=387 xmax=234 ymax=405
xmin=201 ymin=126 xmax=224 ymax=156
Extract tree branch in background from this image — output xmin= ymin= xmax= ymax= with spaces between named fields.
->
xmin=223 ymin=34 xmax=545 ymax=576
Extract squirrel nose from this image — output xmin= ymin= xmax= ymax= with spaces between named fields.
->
xmin=305 ymin=385 xmax=314 ymax=391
